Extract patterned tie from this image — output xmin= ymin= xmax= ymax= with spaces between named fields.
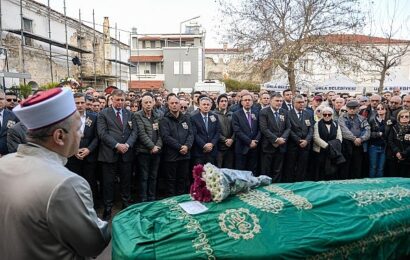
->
xmin=116 ymin=110 xmax=123 ymax=126
xmin=203 ymin=116 xmax=208 ymax=132
xmin=246 ymin=111 xmax=252 ymax=128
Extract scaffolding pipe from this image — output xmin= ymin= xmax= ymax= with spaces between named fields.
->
xmin=92 ymin=9 xmax=96 ymax=87
xmin=128 ymin=32 xmax=131 ymax=85
xmin=115 ymin=23 xmax=118 ymax=87
xmin=19 ymin=0 xmax=25 ymax=77
xmin=78 ymin=9 xmax=82 ymax=83
xmin=0 ymin=0 xmax=4 ymax=90
xmin=47 ymin=0 xmax=53 ymax=82
xmin=0 ymin=0 xmax=3 ymax=47
xmin=63 ymin=0 xmax=69 ymax=77
xmin=119 ymin=31 xmax=122 ymax=89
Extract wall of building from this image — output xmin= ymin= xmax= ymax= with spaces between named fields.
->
xmin=1 ymin=0 xmax=130 ymax=91
xmin=163 ymin=47 xmax=201 ymax=90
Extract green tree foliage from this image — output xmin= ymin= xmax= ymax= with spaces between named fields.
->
xmin=40 ymin=82 xmax=59 ymax=90
xmin=18 ymin=84 xmax=32 ymax=98
xmin=223 ymin=78 xmax=260 ymax=92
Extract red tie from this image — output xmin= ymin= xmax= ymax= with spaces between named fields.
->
xmin=116 ymin=110 xmax=123 ymax=126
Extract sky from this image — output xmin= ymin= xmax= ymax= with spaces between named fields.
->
xmin=36 ymin=0 xmax=410 ymax=47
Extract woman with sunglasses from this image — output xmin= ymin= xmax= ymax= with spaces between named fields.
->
xmin=388 ymin=109 xmax=410 ymax=177
xmin=312 ymin=107 xmax=343 ymax=180
xmin=313 ymin=105 xmax=326 ymax=122
xmin=368 ymin=103 xmax=390 ymax=178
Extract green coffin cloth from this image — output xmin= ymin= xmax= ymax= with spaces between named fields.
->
xmin=112 ymin=178 xmax=410 ymax=259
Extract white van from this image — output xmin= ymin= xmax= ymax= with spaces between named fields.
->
xmin=194 ymin=80 xmax=226 ymax=94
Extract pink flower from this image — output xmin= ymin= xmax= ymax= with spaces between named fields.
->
xmin=190 ymin=176 xmax=211 ymax=202
xmin=192 ymin=164 xmax=204 ymax=179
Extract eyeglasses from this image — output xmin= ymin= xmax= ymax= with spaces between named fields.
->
xmin=181 ymin=106 xmax=188 ymax=109
xmin=323 ymin=114 xmax=333 ymax=117
xmin=376 ymin=108 xmax=385 ymax=110
xmin=371 ymin=100 xmax=380 ymax=102
xmin=6 ymin=98 xmax=17 ymax=102
xmin=389 ymin=102 xmax=400 ymax=105
xmin=400 ymin=115 xmax=409 ymax=119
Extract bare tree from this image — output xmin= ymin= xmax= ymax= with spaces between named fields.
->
xmin=218 ymin=0 xmax=364 ymax=92
xmin=351 ymin=0 xmax=410 ymax=94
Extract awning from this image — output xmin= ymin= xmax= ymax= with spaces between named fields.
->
xmin=129 ymin=56 xmax=163 ymax=63
xmin=106 ymin=59 xmax=136 ymax=67
xmin=0 ymin=71 xmax=31 ymax=79
xmin=5 ymin=29 xmax=92 ymax=54
xmin=128 ymin=80 xmax=163 ymax=89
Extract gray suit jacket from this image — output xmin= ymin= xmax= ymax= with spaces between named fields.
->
xmin=7 ymin=121 xmax=27 ymax=153
xmin=97 ymin=107 xmax=138 ymax=163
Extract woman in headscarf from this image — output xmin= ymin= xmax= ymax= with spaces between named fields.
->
xmin=313 ymin=107 xmax=344 ymax=180
xmin=388 ymin=109 xmax=410 ymax=177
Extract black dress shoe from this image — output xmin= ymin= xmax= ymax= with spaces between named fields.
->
xmin=102 ymin=208 xmax=111 ymax=221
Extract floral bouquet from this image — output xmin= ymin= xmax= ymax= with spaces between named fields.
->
xmin=190 ymin=163 xmax=272 ymax=202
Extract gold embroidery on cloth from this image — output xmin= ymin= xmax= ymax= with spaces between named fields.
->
xmin=350 ymin=186 xmax=410 ymax=207
xmin=369 ymin=205 xmax=410 ymax=219
xmin=308 ymin=225 xmax=410 ymax=260
xmin=264 ymin=185 xmax=313 ymax=210
xmin=219 ymin=208 xmax=261 ymax=240
xmin=161 ymin=199 xmax=215 ymax=260
xmin=238 ymin=190 xmax=284 ymax=214
xmin=317 ymin=179 xmax=384 ymax=185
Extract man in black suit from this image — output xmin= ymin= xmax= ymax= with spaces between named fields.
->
xmin=283 ymin=95 xmax=314 ymax=182
xmin=0 ymin=90 xmax=19 ymax=158
xmin=66 ymin=93 xmax=99 ymax=206
xmin=259 ymin=93 xmax=291 ymax=183
xmin=281 ymin=89 xmax=293 ymax=111
xmin=160 ymin=96 xmax=194 ymax=197
xmin=97 ymin=89 xmax=138 ymax=220
xmin=191 ymin=96 xmax=220 ymax=165
xmin=232 ymin=92 xmax=260 ymax=174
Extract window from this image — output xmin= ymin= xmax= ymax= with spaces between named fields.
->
xmin=132 ymin=38 xmax=138 ymax=49
xmin=23 ymin=18 xmax=33 ymax=46
xmin=145 ymin=41 xmax=151 ymax=48
xmin=174 ymin=61 xmax=180 ymax=74
xmin=183 ymin=61 xmax=191 ymax=75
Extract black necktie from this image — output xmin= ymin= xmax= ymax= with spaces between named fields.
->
xmin=298 ymin=112 xmax=302 ymax=121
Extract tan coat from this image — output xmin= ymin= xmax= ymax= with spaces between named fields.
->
xmin=0 ymin=143 xmax=110 ymax=259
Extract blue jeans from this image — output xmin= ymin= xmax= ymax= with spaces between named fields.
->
xmin=368 ymin=145 xmax=385 ymax=178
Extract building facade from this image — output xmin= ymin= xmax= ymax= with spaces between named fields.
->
xmin=129 ymin=23 xmax=205 ymax=93
xmin=0 ymin=0 xmax=130 ymax=91
xmin=267 ymin=34 xmax=410 ymax=94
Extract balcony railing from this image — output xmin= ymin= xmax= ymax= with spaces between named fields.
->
xmin=131 ymin=74 xmax=165 ymax=81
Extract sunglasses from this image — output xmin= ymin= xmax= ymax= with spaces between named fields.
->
xmin=376 ymin=108 xmax=385 ymax=110
xmin=341 ymin=110 xmax=347 ymax=113
xmin=400 ymin=115 xmax=409 ymax=119
xmin=7 ymin=98 xmax=18 ymax=102
xmin=181 ymin=106 xmax=188 ymax=109
xmin=323 ymin=114 xmax=333 ymax=117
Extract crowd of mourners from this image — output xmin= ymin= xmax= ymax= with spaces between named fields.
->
xmin=1 ymin=86 xmax=409 ymax=220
